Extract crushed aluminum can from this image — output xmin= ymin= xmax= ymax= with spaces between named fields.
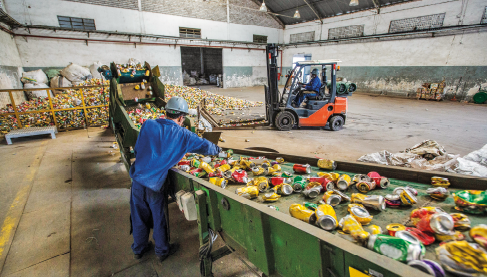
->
xmin=232 ymin=169 xmax=249 ymax=183
xmin=270 ymin=177 xmax=290 ymax=186
xmin=248 ymin=176 xmax=269 ymax=192
xmin=178 ymin=160 xmax=191 ymax=166
xmin=293 ymin=180 xmax=307 ymax=192
xmin=251 ymin=166 xmax=267 ymax=176
xmin=336 ymin=174 xmax=351 ymax=191
xmin=309 ymin=177 xmax=327 ymax=185
xmin=416 ymin=212 xmax=454 ymax=235
xmin=239 ymin=159 xmax=256 ymax=170
xmin=201 ymin=156 xmax=212 ymax=163
xmin=469 ymin=224 xmax=487 ymax=248
xmin=450 ymin=213 xmax=471 ymax=231
xmin=405 ymin=227 xmax=436 ymax=245
xmin=352 ymin=174 xmax=371 ymax=184
xmin=367 ymin=171 xmax=390 ymax=189
xmin=315 ymin=204 xmax=338 ymax=231
xmin=199 ymin=161 xmax=215 ymax=174
xmin=367 ymin=234 xmax=424 ymax=262
xmin=281 ymin=171 xmax=293 ymax=178
xmin=235 ymin=186 xmax=259 ymax=199
xmin=306 ymin=181 xmax=322 ymax=191
xmin=386 ymin=200 xmax=402 ymax=206
xmin=191 ymin=159 xmax=201 ymax=168
xmin=407 ymin=260 xmax=445 ymax=277
xmin=268 ymin=205 xmax=280 ymax=211
xmin=216 ymin=163 xmax=231 ymax=173
xmin=387 ymin=223 xmax=406 ymax=236
xmin=322 ymin=178 xmax=335 ymax=191
xmin=218 ymin=151 xmax=230 ymax=158
xmin=279 ymin=184 xmax=294 ymax=195
xmin=276 ymin=157 xmax=285 ymax=164
xmin=385 ymin=194 xmax=400 ymax=201
xmin=395 ymin=230 xmax=422 ymax=245
xmin=365 ymin=225 xmax=382 ymax=235
xmin=323 ymin=191 xmax=341 ymax=206
xmin=332 ymin=189 xmax=350 ymax=202
xmin=405 ymin=186 xmax=418 ymax=196
xmin=426 ymin=187 xmax=449 ymax=200
xmin=267 ymin=164 xmax=281 ymax=175
xmin=293 ymin=164 xmax=311 ymax=174
xmin=317 ymin=159 xmax=337 ymax=170
xmin=348 ymin=204 xmax=373 ymax=225
xmin=356 ymin=181 xmax=375 ymax=193
xmin=179 ymin=165 xmax=190 ymax=171
xmin=400 ymin=189 xmax=417 ymax=205
xmin=209 ymin=177 xmax=227 ymax=189
xmin=262 ymin=192 xmax=281 ymax=202
xmin=339 ymin=215 xmax=370 ymax=242
xmin=302 ymin=186 xmax=321 ymax=199
xmin=431 ymin=176 xmax=450 ymax=187
xmin=355 ymin=194 xmax=385 ymax=211
xmin=289 ymin=204 xmax=316 ymax=224
xmin=453 ymin=190 xmax=487 ymax=215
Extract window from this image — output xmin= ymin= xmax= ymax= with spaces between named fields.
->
xmin=328 ymin=25 xmax=364 ymax=39
xmin=482 ymin=7 xmax=487 ymax=24
xmin=290 ymin=31 xmax=315 ymax=43
xmin=57 ymin=16 xmax=96 ymax=30
xmin=389 ymin=13 xmax=445 ymax=33
xmin=253 ymin=35 xmax=268 ymax=43
xmin=179 ymin=27 xmax=201 ymax=38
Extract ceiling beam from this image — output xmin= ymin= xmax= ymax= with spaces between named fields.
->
xmin=249 ymin=0 xmax=286 ymax=28
xmin=303 ymin=0 xmax=323 ymax=23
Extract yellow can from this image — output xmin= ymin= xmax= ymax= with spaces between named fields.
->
xmin=240 ymin=159 xmax=255 ymax=170
xmin=315 ymin=204 xmax=338 ymax=230
xmin=323 ymin=191 xmax=341 ymax=206
xmin=209 ymin=177 xmax=227 ymax=189
xmin=267 ymin=164 xmax=281 ymax=175
xmin=251 ymin=166 xmax=267 ymax=176
xmin=276 ymin=157 xmax=285 ymax=164
xmin=336 ymin=174 xmax=351 ymax=190
xmin=339 ymin=215 xmax=370 ymax=242
xmin=470 ymin=224 xmax=487 ymax=248
xmin=235 ymin=186 xmax=259 ymax=199
xmin=262 ymin=192 xmax=281 ymax=202
xmin=317 ymin=159 xmax=337 ymax=170
xmin=431 ymin=176 xmax=450 ymax=187
xmin=317 ymin=172 xmax=332 ymax=178
xmin=351 ymin=193 xmax=367 ymax=203
xmin=365 ymin=225 xmax=382 ymax=235
xmin=386 ymin=223 xmax=406 ymax=236
xmin=348 ymin=204 xmax=373 ymax=225
xmin=199 ymin=162 xmax=215 ymax=174
xmin=217 ymin=164 xmax=231 ymax=173
xmin=289 ymin=204 xmax=317 ymax=224
xmin=400 ymin=189 xmax=417 ymax=205
xmin=247 ymin=176 xmax=269 ymax=192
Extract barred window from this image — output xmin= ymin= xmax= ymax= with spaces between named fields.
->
xmin=58 ymin=16 xmax=96 ymax=30
xmin=481 ymin=7 xmax=487 ymax=24
xmin=328 ymin=25 xmax=364 ymax=39
xmin=389 ymin=13 xmax=445 ymax=33
xmin=290 ymin=31 xmax=315 ymax=43
xmin=253 ymin=35 xmax=268 ymax=43
xmin=179 ymin=27 xmax=201 ymax=38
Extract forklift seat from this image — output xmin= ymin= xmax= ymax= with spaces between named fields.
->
xmin=306 ymin=83 xmax=327 ymax=101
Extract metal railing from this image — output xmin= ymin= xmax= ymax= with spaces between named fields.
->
xmin=0 ymin=85 xmax=109 ymax=132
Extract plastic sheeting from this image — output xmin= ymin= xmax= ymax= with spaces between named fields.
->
xmin=358 ymin=140 xmax=487 ymax=177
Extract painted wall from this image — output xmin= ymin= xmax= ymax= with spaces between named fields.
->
xmin=0 ymin=29 xmax=25 ymax=106
xmin=3 ymin=0 xmax=283 ymax=87
xmin=223 ymin=48 xmax=268 ymax=88
xmin=281 ymin=0 xmax=487 ymax=99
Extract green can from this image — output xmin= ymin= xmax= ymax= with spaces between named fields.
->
xmin=304 ymin=202 xmax=318 ymax=210
xmin=367 ymin=234 xmax=424 ymax=262
xmin=293 ymin=181 xmax=307 ymax=193
xmin=294 ymin=176 xmax=306 ymax=182
xmin=191 ymin=159 xmax=201 ymax=168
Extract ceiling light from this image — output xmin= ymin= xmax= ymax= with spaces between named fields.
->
xmin=259 ymin=0 xmax=268 ymax=12
xmin=294 ymin=9 xmax=301 ymax=18
xmin=349 ymin=0 xmax=359 ymax=6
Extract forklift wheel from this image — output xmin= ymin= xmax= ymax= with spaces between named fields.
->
xmin=275 ymin=111 xmax=295 ymax=131
xmin=329 ymin=115 xmax=344 ymax=131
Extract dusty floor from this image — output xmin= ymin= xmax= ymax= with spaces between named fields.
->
xmin=0 ymin=86 xmax=485 ymax=277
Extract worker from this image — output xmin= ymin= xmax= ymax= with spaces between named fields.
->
xmin=293 ymin=68 xmax=321 ymax=107
xmin=129 ymin=96 xmax=221 ymax=262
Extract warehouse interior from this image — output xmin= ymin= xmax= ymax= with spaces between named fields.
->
xmin=0 ymin=0 xmax=486 ymax=276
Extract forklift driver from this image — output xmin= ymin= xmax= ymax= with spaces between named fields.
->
xmin=293 ymin=68 xmax=321 ymax=107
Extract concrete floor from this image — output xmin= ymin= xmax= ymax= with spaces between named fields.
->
xmin=0 ymin=86 xmax=485 ymax=277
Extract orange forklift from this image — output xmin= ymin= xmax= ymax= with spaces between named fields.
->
xmin=265 ymin=43 xmax=350 ymax=131
xmin=206 ymin=44 xmax=351 ymax=132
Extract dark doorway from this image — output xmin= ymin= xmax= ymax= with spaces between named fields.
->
xmin=180 ymin=47 xmax=222 ymax=86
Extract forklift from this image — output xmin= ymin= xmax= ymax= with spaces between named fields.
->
xmin=265 ymin=43 xmax=351 ymax=131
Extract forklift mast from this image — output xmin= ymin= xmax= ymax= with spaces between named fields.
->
xmin=265 ymin=44 xmax=279 ymax=126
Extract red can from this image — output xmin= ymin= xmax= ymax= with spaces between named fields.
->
xmin=405 ymin=227 xmax=435 ymax=245
xmin=293 ymin=164 xmax=311 ymax=174
xmin=321 ymin=178 xmax=335 ymax=191
xmin=309 ymin=177 xmax=327 ymax=185
xmin=178 ymin=160 xmax=191 ymax=166
xmin=270 ymin=177 xmax=285 ymax=186
xmin=367 ymin=171 xmax=390 ymax=189
xmin=208 ymin=171 xmax=223 ymax=178
xmin=232 ymin=169 xmax=249 ymax=183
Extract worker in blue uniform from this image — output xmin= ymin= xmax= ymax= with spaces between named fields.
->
xmin=293 ymin=68 xmax=321 ymax=107
xmin=129 ymin=96 xmax=221 ymax=262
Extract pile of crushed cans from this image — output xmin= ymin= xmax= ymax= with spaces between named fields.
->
xmin=126 ymin=102 xmax=166 ymax=129
xmin=164 ymin=84 xmax=263 ymax=115
xmin=177 ymin=152 xmax=487 ymax=276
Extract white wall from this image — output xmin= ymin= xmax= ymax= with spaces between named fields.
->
xmin=0 ymin=29 xmax=24 ymax=104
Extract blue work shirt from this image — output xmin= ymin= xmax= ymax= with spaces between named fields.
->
xmin=305 ymin=76 xmax=321 ymax=93
xmin=129 ymin=118 xmax=221 ymax=192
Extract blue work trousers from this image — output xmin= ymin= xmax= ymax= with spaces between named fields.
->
xmin=130 ymin=181 xmax=169 ymax=256
xmin=295 ymin=91 xmax=317 ymax=106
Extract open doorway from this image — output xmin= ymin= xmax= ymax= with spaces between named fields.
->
xmin=181 ymin=47 xmax=222 ymax=86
